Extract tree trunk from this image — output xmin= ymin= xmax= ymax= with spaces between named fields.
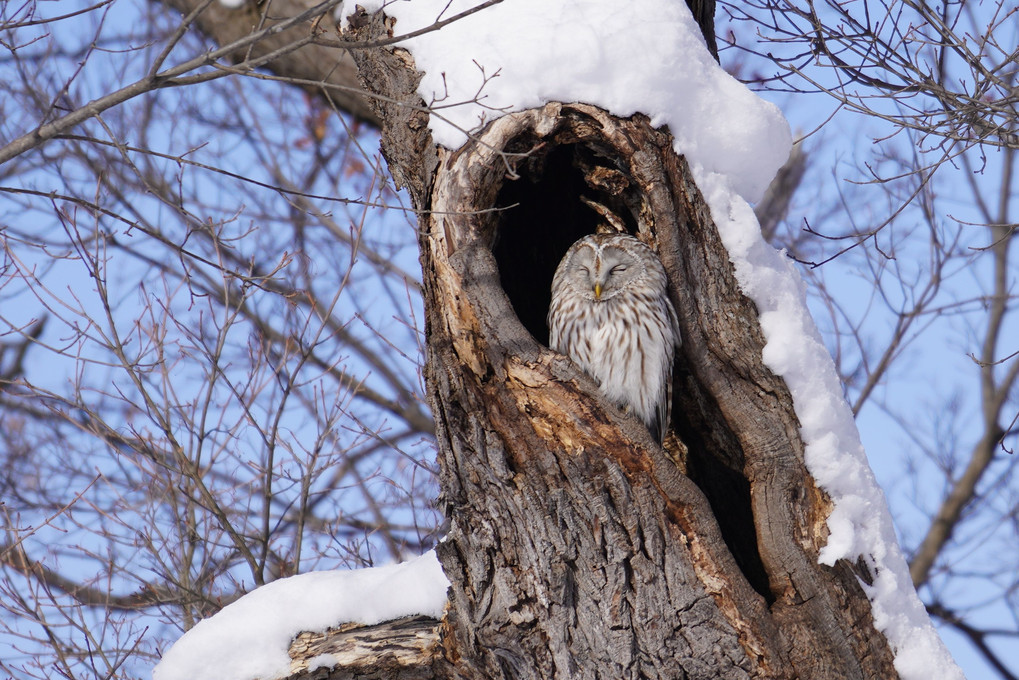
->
xmin=293 ymin=6 xmax=905 ymax=678
xmin=263 ymin=4 xmax=902 ymax=679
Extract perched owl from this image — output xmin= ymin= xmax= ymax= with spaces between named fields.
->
xmin=547 ymin=232 xmax=680 ymax=443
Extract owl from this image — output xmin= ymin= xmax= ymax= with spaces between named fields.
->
xmin=547 ymin=232 xmax=680 ymax=443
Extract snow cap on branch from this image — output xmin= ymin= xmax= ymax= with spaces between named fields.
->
xmin=153 ymin=551 xmax=449 ymax=680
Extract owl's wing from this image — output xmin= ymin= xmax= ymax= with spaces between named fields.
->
xmin=546 ymin=293 xmax=564 ymax=353
xmin=654 ymin=299 xmax=681 ymax=444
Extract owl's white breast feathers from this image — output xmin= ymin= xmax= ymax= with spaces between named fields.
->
xmin=547 ymin=233 xmax=680 ymax=442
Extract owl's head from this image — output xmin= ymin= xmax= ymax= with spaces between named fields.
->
xmin=556 ymin=234 xmax=651 ymax=302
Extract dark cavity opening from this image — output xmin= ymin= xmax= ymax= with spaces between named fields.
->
xmin=672 ymin=368 xmax=775 ymax=603
xmin=492 ymin=142 xmax=637 ymax=345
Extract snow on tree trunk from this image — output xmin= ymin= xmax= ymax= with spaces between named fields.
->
xmin=321 ymin=7 xmax=903 ymax=679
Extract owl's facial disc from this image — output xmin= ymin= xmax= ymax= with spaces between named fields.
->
xmin=568 ymin=247 xmax=598 ymax=299
xmin=565 ymin=243 xmax=642 ymax=300
xmin=592 ymin=246 xmax=640 ymax=299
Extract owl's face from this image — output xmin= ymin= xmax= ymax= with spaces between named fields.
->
xmin=560 ymin=238 xmax=646 ymax=302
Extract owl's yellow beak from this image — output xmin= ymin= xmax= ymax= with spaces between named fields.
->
xmin=594 ymin=282 xmax=602 ymax=299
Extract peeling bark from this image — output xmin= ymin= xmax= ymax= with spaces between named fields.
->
xmin=286 ymin=616 xmax=450 ymax=680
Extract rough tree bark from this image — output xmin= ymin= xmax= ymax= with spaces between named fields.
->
xmin=169 ymin=2 xmax=903 ymax=678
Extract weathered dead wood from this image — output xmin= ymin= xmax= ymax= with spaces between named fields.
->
xmin=284 ymin=5 xmax=902 ymax=680
xmin=286 ymin=616 xmax=449 ymax=680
